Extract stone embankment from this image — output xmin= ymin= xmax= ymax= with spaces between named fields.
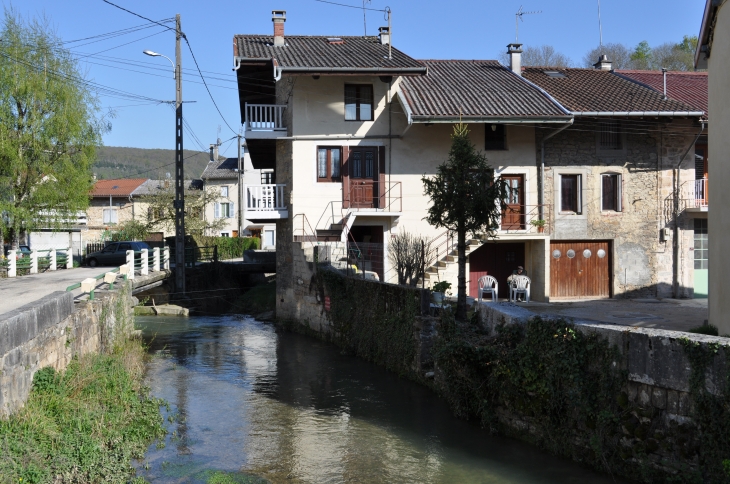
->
xmin=0 ymin=283 xmax=134 ymax=417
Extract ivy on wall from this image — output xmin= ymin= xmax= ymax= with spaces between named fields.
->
xmin=316 ymin=269 xmax=422 ymax=376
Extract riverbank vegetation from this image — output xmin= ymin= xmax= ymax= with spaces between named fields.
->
xmin=0 ymin=337 xmax=166 ymax=483
xmin=232 ymin=278 xmax=276 ymax=316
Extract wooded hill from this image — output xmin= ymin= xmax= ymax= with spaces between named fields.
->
xmin=93 ymin=146 xmax=212 ymax=180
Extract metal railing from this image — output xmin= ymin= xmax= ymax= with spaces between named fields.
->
xmin=168 ymin=246 xmax=218 ymax=267
xmin=499 ymin=204 xmax=552 ymax=234
xmin=692 ymin=178 xmax=708 ymax=208
xmin=344 ymin=181 xmax=402 ymax=212
xmin=245 ymin=103 xmax=287 ymax=131
xmin=245 ymin=184 xmax=286 ymax=212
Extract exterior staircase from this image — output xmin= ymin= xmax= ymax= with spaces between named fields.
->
xmin=418 ymin=237 xmax=484 ymax=289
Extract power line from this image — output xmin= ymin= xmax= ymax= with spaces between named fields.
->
xmin=314 ymin=0 xmax=387 ymax=12
xmin=102 ymin=1 xmax=176 ymax=32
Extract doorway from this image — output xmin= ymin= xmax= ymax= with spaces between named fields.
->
xmin=349 ymin=225 xmax=384 ymax=280
xmin=502 ymin=175 xmax=525 ymax=230
xmin=469 ymin=242 xmax=525 ymax=299
xmin=550 ymin=241 xmax=611 ymax=298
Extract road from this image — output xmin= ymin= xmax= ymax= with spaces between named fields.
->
xmin=0 ymin=267 xmax=108 ymax=317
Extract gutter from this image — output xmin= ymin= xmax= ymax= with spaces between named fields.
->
xmin=572 ymin=111 xmax=705 ymax=117
xmin=539 ymin=120 xmax=574 ymax=221
xmin=409 ymin=116 xmax=573 ymax=124
xmin=234 ymin=57 xmax=427 ymax=77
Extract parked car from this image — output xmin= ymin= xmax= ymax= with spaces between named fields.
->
xmin=85 ymin=241 xmax=151 ymax=267
xmin=3 ymin=245 xmax=31 ymax=259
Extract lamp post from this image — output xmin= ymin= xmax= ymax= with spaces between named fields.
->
xmin=143 ymin=13 xmax=185 ymax=294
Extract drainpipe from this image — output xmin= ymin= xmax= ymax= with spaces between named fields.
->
xmin=539 ymin=120 xmax=573 ymax=220
xmin=672 ymin=120 xmax=705 ymax=298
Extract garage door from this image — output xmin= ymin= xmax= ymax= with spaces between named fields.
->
xmin=550 ymin=241 xmax=611 ymax=298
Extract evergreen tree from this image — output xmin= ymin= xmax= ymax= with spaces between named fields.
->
xmin=0 ymin=9 xmax=107 ymax=244
xmin=422 ymin=124 xmax=507 ymax=320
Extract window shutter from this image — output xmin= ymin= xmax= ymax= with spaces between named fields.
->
xmin=342 ymin=146 xmax=350 ymax=208
xmin=214 ymin=203 xmax=220 ymax=218
xmin=617 ymin=174 xmax=623 ymax=212
xmin=230 ymin=202 xmax=235 ymax=218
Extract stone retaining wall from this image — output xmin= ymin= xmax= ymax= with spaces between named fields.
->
xmin=0 ymin=283 xmax=134 ymax=416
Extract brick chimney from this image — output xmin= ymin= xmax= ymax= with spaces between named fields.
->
xmin=272 ymin=10 xmax=286 ymax=47
xmin=507 ymin=43 xmax=523 ymax=76
xmin=378 ymin=26 xmax=390 ymax=45
xmin=593 ymin=54 xmax=612 ymax=71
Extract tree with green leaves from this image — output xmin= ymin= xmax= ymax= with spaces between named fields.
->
xmin=0 ymin=10 xmax=107 ymax=245
xmin=422 ymin=124 xmax=507 ymax=320
xmin=141 ymin=181 xmax=226 ymax=236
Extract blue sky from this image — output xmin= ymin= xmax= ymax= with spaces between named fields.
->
xmin=16 ymin=0 xmax=706 ymax=157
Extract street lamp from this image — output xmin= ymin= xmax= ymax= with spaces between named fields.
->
xmin=143 ymin=15 xmax=185 ymax=295
xmin=143 ymin=50 xmax=175 ymax=78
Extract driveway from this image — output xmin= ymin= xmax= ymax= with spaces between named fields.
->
xmin=515 ymin=298 xmax=709 ymax=333
xmin=0 ymin=268 xmax=107 ymax=318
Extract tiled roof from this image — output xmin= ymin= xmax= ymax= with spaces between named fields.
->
xmin=615 ymin=70 xmax=707 ymax=116
xmin=234 ymin=35 xmax=425 ymax=74
xmin=133 ymin=179 xmax=202 ymax=195
xmin=91 ymin=179 xmax=147 ymax=197
xmin=201 ymin=158 xmax=239 ymax=180
xmin=522 ymin=67 xmax=702 ymax=114
xmin=399 ymin=60 xmax=570 ymax=120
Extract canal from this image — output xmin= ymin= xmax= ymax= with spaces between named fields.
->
xmin=136 ymin=314 xmax=627 ymax=483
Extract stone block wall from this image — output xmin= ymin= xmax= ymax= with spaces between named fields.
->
xmin=475 ymin=302 xmax=728 ymax=475
xmin=0 ymin=284 xmax=134 ymax=416
xmin=540 ymin=119 xmax=698 ymax=298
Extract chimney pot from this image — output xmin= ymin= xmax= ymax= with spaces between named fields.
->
xmin=378 ymin=26 xmax=390 ymax=45
xmin=507 ymin=43 xmax=523 ymax=76
xmin=593 ymin=54 xmax=612 ymax=71
xmin=272 ymin=10 xmax=286 ymax=47
xmin=209 ymin=144 xmax=215 ymax=162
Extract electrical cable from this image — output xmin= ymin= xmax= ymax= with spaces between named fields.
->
xmin=102 ymin=1 xmax=176 ymax=32
xmin=314 ymin=0 xmax=387 ymax=12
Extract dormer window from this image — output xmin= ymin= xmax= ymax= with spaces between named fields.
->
xmin=345 ymin=84 xmax=373 ymax=121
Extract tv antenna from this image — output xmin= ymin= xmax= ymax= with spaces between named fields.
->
xmin=597 ymin=0 xmax=604 ymax=48
xmin=515 ymin=5 xmax=542 ymax=43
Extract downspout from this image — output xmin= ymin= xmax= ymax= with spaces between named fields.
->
xmin=539 ymin=120 xmax=574 ymax=220
xmin=672 ymin=120 xmax=705 ymax=298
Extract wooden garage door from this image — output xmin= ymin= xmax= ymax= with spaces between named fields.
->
xmin=550 ymin=241 xmax=611 ymax=298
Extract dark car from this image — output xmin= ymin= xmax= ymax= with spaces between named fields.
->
xmin=85 ymin=241 xmax=151 ymax=267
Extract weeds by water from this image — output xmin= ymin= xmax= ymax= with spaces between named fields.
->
xmin=231 ymin=279 xmax=276 ymax=316
xmin=0 ymin=338 xmax=167 ymax=483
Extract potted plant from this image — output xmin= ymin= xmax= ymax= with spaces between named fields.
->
xmin=432 ymin=280 xmax=452 ymax=304
xmin=530 ymin=219 xmax=546 ymax=233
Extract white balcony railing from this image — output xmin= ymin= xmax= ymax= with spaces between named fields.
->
xmin=245 ymin=103 xmax=287 ymax=131
xmin=245 ymin=184 xmax=288 ymax=219
xmin=693 ymin=178 xmax=708 ymax=208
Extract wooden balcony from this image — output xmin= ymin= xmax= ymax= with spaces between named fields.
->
xmin=244 ymin=103 xmax=287 ymax=139
xmin=245 ymin=184 xmax=288 ymax=220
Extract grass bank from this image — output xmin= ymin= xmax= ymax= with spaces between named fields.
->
xmin=0 ymin=337 xmax=166 ymax=483
xmin=231 ymin=279 xmax=276 ymax=317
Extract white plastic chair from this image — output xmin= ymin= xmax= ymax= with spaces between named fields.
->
xmin=478 ymin=275 xmax=498 ymax=303
xmin=510 ymin=275 xmax=531 ymax=303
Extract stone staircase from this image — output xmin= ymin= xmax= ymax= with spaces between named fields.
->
xmin=418 ymin=238 xmax=484 ymax=288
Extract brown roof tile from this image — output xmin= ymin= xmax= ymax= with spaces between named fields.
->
xmin=399 ymin=60 xmax=570 ymax=120
xmin=91 ymin=179 xmax=147 ymax=197
xmin=615 ymin=70 xmax=707 ymax=116
xmin=522 ymin=67 xmax=701 ymax=114
xmin=234 ymin=35 xmax=425 ymax=74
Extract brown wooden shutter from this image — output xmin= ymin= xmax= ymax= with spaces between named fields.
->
xmin=342 ymin=145 xmax=350 ymax=208
xmin=379 ymin=146 xmax=386 ymax=209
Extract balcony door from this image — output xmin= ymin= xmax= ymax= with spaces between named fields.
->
xmin=502 ymin=175 xmax=525 ymax=230
xmin=343 ymin=146 xmax=384 ymax=209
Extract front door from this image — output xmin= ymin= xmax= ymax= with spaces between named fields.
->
xmin=550 ymin=241 xmax=611 ymax=298
xmin=502 ymin=175 xmax=525 ymax=230
xmin=347 ymin=147 xmax=379 ymax=209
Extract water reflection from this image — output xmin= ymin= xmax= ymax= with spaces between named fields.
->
xmin=137 ymin=315 xmax=626 ymax=483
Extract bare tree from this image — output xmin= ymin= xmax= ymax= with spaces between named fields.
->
xmin=499 ymin=45 xmax=571 ymax=67
xmin=388 ymin=230 xmax=434 ymax=287
xmin=582 ymin=42 xmax=634 ymax=69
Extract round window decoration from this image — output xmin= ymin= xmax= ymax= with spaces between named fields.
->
xmin=583 ymin=249 xmax=592 ymax=258
xmin=567 ymin=249 xmax=576 ymax=259
xmin=597 ymin=249 xmax=606 ymax=259
xmin=552 ymin=249 xmax=561 ymax=259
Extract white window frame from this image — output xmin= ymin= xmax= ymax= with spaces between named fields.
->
xmin=600 ymin=173 xmax=623 ymax=212
xmin=220 ymin=186 xmax=229 ymax=198
xmin=559 ymin=174 xmax=582 ymax=214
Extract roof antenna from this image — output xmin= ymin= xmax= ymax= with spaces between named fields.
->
xmin=597 ymin=0 xmax=604 ymax=49
xmin=515 ymin=5 xmax=542 ymax=43
xmin=363 ymin=0 xmax=371 ymax=36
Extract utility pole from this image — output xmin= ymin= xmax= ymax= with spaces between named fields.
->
xmin=237 ymin=133 xmax=243 ymax=238
xmin=174 ymin=13 xmax=186 ymax=294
